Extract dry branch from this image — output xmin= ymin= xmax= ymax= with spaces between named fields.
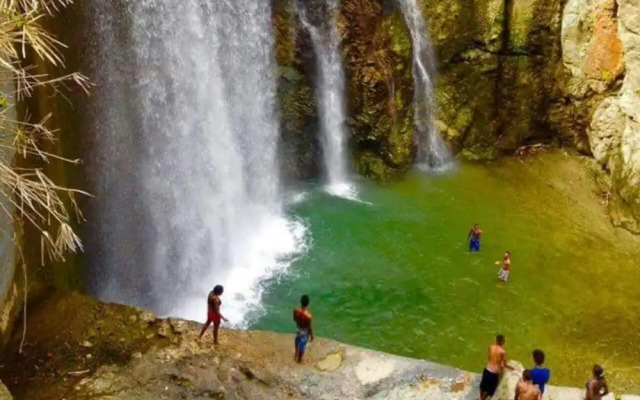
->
xmin=1 ymin=0 xmax=88 ymax=353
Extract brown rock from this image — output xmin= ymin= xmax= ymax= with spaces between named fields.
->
xmin=583 ymin=0 xmax=625 ymax=80
xmin=0 ymin=381 xmax=12 ymax=400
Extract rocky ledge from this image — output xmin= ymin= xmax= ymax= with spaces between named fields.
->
xmin=0 ymin=292 xmax=635 ymax=400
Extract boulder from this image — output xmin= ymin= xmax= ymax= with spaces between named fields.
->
xmin=564 ymin=0 xmax=640 ymax=232
xmin=562 ymin=0 xmax=625 ymax=96
xmin=0 ymin=381 xmax=11 ymax=400
xmin=589 ymin=97 xmax=625 ymax=168
xmin=493 ymin=361 xmax=525 ymax=400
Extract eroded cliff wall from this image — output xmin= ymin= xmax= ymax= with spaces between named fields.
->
xmin=563 ymin=0 xmax=640 ymax=232
xmin=276 ymin=0 xmax=640 ymax=229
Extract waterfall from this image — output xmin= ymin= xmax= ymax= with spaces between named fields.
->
xmin=297 ymin=0 xmax=356 ymax=199
xmin=397 ymin=0 xmax=453 ymax=170
xmin=82 ymin=0 xmax=307 ymax=325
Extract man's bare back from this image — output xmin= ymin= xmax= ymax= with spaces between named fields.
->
xmin=487 ymin=343 xmax=506 ymax=372
xmin=515 ymin=380 xmax=541 ymax=400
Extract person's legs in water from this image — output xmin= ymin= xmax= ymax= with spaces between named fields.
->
xmin=469 ymin=238 xmax=480 ymax=252
xmin=497 ymin=268 xmax=509 ymax=282
xmin=500 ymin=269 xmax=509 ymax=282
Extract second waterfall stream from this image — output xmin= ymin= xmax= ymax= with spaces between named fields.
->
xmin=397 ymin=0 xmax=453 ymax=171
xmin=297 ymin=0 xmax=358 ymax=200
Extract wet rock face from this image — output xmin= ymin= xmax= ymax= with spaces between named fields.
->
xmin=276 ymin=0 xmax=574 ymax=177
xmin=274 ymin=0 xmax=620 ymax=176
xmin=564 ymin=0 xmax=640 ymax=232
xmin=341 ymin=0 xmax=416 ymax=180
xmin=274 ymin=0 xmax=321 ymax=182
xmin=425 ymin=0 xmax=571 ymax=157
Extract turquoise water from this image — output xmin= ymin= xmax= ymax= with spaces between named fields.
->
xmin=251 ymin=155 xmax=640 ymax=392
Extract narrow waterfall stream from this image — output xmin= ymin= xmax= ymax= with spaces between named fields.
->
xmin=397 ymin=0 xmax=453 ymax=170
xmin=297 ymin=0 xmax=357 ymax=199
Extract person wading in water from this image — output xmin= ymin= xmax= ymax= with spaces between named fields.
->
xmin=468 ymin=223 xmax=483 ymax=252
xmin=198 ymin=285 xmax=228 ymax=344
xmin=293 ymin=294 xmax=314 ymax=364
xmin=477 ymin=334 xmax=515 ymax=400
xmin=496 ymin=251 xmax=511 ymax=282
xmin=585 ymin=365 xmax=609 ymax=400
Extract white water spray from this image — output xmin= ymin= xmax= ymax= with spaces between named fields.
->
xmin=83 ymin=0 xmax=308 ymax=326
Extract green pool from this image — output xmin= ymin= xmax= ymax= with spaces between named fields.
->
xmin=252 ymin=153 xmax=640 ymax=392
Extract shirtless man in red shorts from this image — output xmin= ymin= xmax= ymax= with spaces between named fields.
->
xmin=198 ymin=285 xmax=228 ymax=344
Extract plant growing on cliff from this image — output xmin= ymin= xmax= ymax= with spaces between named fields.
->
xmin=1 ymin=0 xmax=89 ymax=351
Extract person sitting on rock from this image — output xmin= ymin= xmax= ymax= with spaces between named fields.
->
xmin=530 ymin=349 xmax=550 ymax=394
xmin=515 ymin=369 xmax=542 ymax=400
xmin=478 ymin=334 xmax=515 ymax=400
xmin=198 ymin=285 xmax=228 ymax=344
xmin=585 ymin=365 xmax=609 ymax=400
xmin=293 ymin=294 xmax=314 ymax=364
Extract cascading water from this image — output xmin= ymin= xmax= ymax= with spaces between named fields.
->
xmin=297 ymin=0 xmax=356 ymax=199
xmin=82 ymin=0 xmax=307 ymax=326
xmin=397 ymin=0 xmax=453 ymax=170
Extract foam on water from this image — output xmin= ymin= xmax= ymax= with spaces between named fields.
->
xmin=172 ymin=215 xmax=309 ymax=327
xmin=286 ymin=191 xmax=311 ymax=206
xmin=324 ymin=182 xmax=361 ymax=202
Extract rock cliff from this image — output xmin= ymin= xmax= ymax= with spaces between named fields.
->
xmin=1 ymin=293 xmax=636 ymax=400
xmin=563 ymin=0 xmax=640 ymax=232
xmin=275 ymin=0 xmax=640 ymax=229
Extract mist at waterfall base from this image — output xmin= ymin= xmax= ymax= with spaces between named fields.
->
xmin=297 ymin=0 xmax=358 ymax=200
xmin=82 ymin=0 xmax=308 ymax=327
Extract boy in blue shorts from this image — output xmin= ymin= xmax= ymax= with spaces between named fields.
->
xmin=468 ymin=224 xmax=483 ymax=252
xmin=293 ymin=295 xmax=314 ymax=363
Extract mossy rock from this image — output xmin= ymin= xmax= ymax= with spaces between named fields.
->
xmin=341 ymin=0 xmax=415 ymax=179
xmin=274 ymin=0 xmax=320 ymax=181
xmin=352 ymin=150 xmax=407 ymax=182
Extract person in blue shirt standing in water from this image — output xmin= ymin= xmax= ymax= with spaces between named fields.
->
xmin=530 ymin=349 xmax=551 ymax=394
xmin=468 ymin=223 xmax=483 ymax=252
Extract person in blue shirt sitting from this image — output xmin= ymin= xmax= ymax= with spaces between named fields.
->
xmin=530 ymin=349 xmax=551 ymax=394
